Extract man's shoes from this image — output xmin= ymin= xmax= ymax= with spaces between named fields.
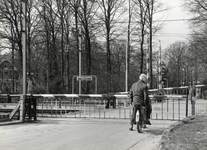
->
xmin=146 ymin=119 xmax=151 ymax=125
xmin=129 ymin=125 xmax=133 ymax=131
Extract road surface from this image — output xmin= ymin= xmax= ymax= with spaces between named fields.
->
xmin=0 ymin=118 xmax=177 ymax=150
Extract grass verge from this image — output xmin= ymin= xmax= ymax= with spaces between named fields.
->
xmin=160 ymin=114 xmax=207 ymax=150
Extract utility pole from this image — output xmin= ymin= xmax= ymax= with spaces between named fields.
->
xmin=21 ymin=0 xmax=27 ymax=122
xmin=125 ymin=34 xmax=128 ymax=92
xmin=125 ymin=0 xmax=131 ymax=92
xmin=78 ymin=0 xmax=83 ymax=94
xmin=78 ymin=28 xmax=82 ymax=94
xmin=158 ymin=40 xmax=162 ymax=89
xmin=147 ymin=38 xmax=150 ymax=87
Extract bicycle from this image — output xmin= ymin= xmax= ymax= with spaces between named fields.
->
xmin=136 ymin=106 xmax=146 ymax=133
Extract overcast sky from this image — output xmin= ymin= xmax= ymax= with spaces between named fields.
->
xmin=155 ymin=0 xmax=191 ymax=50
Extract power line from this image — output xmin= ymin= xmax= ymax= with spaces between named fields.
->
xmin=154 ymin=32 xmax=206 ymax=37
xmin=92 ymin=18 xmax=196 ymax=24
xmin=152 ymin=18 xmax=196 ymax=22
xmin=111 ymin=18 xmax=196 ymax=24
xmin=154 ymin=33 xmax=189 ymax=37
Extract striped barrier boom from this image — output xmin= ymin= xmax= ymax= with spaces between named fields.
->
xmin=0 ymin=84 xmax=205 ymax=99
xmin=0 ymin=93 xmax=185 ymax=99
xmin=1 ymin=94 xmax=127 ymax=98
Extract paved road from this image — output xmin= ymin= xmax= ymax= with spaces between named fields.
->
xmin=0 ymin=118 xmax=177 ymax=150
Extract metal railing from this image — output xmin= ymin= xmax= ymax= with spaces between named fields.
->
xmin=194 ymin=100 xmax=207 ymax=115
xmin=1 ymin=94 xmax=207 ymax=121
xmin=152 ymin=95 xmax=187 ymax=120
xmin=35 ymin=94 xmax=131 ymax=119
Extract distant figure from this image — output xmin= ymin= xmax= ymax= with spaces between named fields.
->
xmin=129 ymin=73 xmax=152 ymax=131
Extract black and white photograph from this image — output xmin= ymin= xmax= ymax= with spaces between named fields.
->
xmin=0 ymin=0 xmax=207 ymax=150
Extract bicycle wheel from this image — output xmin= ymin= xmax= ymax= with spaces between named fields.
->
xmin=137 ymin=122 xmax=143 ymax=133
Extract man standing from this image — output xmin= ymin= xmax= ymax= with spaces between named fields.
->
xmin=129 ymin=73 xmax=151 ymax=130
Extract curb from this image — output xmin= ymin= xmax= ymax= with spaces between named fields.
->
xmin=158 ymin=116 xmax=195 ymax=150
xmin=0 ymin=120 xmax=22 ymax=126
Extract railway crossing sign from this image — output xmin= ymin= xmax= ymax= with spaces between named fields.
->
xmin=77 ymin=76 xmax=92 ymax=81
xmin=72 ymin=75 xmax=97 ymax=94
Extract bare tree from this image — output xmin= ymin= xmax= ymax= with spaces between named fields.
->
xmin=70 ymin=0 xmax=81 ymax=77
xmin=55 ymin=0 xmax=72 ymax=93
xmin=0 ymin=0 xmax=22 ymax=73
xmin=110 ymin=40 xmax=126 ymax=92
xmin=126 ymin=0 xmax=132 ymax=91
xmin=163 ymin=41 xmax=188 ymax=87
xmin=184 ymin=0 xmax=207 ymax=26
xmin=184 ymin=0 xmax=207 ymax=83
xmin=132 ymin=0 xmax=148 ymax=74
xmin=131 ymin=0 xmax=167 ymax=88
xmin=78 ymin=0 xmax=99 ymax=93
xmin=36 ymin=0 xmax=62 ymax=93
xmin=97 ymin=0 xmax=126 ymax=93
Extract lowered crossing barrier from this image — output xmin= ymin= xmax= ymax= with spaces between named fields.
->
xmin=0 ymin=94 xmax=206 ymax=121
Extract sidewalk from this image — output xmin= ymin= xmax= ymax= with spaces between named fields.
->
xmin=0 ymin=118 xmax=177 ymax=150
